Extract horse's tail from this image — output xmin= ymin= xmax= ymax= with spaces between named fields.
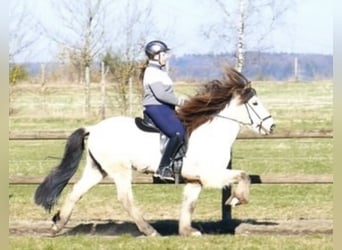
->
xmin=34 ymin=127 xmax=89 ymax=212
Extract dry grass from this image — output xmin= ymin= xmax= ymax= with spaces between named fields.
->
xmin=9 ymin=81 xmax=333 ymax=132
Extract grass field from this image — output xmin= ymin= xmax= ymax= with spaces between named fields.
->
xmin=9 ymin=234 xmax=333 ymax=250
xmin=9 ymin=80 xmax=332 ymax=132
xmin=9 ymin=80 xmax=333 ymax=249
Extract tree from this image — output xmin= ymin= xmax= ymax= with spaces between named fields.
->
xmin=100 ymin=0 xmax=155 ymax=116
xmin=41 ymin=0 xmax=156 ymax=116
xmin=204 ymin=0 xmax=293 ymax=72
xmin=9 ymin=65 xmax=29 ymax=84
xmin=9 ymin=0 xmax=41 ymax=64
xmin=42 ymin=0 xmax=113 ymax=115
xmin=9 ymin=1 xmax=42 ymax=114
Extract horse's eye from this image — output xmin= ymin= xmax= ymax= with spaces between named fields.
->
xmin=252 ymin=101 xmax=258 ymax=106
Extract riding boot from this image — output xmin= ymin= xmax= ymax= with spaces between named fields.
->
xmin=155 ymin=133 xmax=184 ymax=181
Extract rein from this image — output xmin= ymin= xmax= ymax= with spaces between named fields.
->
xmin=215 ymin=103 xmax=272 ymax=134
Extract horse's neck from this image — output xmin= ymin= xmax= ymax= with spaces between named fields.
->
xmin=212 ymin=116 xmax=240 ymax=145
xmin=219 ymin=99 xmax=247 ymax=123
xmin=191 ymin=113 xmax=240 ymax=147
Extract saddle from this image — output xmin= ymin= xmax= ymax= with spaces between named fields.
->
xmin=135 ymin=112 xmax=169 ymax=152
xmin=134 ymin=112 xmax=160 ymax=133
xmin=134 ymin=112 xmax=187 ymax=184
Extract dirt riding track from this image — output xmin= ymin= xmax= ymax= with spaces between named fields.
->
xmin=10 ymin=218 xmax=333 ymax=237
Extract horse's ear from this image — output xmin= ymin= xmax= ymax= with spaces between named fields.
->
xmin=245 ymin=81 xmax=252 ymax=89
xmin=239 ymin=83 xmax=255 ymax=103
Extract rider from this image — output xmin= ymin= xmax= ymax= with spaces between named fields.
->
xmin=140 ymin=40 xmax=186 ymax=181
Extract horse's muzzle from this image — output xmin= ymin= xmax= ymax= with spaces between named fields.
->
xmin=269 ymin=124 xmax=276 ymax=134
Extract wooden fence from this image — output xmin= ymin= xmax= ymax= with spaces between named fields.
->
xmin=8 ymin=173 xmax=333 ymax=185
xmin=9 ymin=130 xmax=333 ymax=140
xmin=9 ymin=130 xmax=333 ymax=220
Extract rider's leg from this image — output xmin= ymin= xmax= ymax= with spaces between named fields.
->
xmin=155 ymin=132 xmax=184 ymax=180
xmin=144 ymin=105 xmax=186 ymax=181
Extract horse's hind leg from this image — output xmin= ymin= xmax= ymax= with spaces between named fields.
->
xmin=52 ymin=157 xmax=103 ymax=234
xmin=179 ymin=182 xmax=202 ymax=236
xmin=112 ymin=171 xmax=159 ymax=237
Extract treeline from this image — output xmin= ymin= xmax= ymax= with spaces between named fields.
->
xmin=170 ymin=52 xmax=333 ymax=81
xmin=22 ymin=51 xmax=332 ymax=83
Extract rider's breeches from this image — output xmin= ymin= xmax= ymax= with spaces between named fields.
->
xmin=144 ymin=104 xmax=186 ymax=140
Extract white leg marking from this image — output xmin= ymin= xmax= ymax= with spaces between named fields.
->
xmin=179 ymin=182 xmax=202 ymax=236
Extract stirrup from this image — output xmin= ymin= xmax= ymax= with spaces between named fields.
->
xmin=154 ymin=166 xmax=175 ymax=182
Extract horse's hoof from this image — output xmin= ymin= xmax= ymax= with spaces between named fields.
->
xmin=51 ymin=221 xmax=65 ymax=235
xmin=190 ymin=230 xmax=202 ymax=236
xmin=228 ymin=197 xmax=240 ymax=207
xmin=137 ymin=231 xmax=160 ymax=238
xmin=149 ymin=231 xmax=160 ymax=237
xmin=51 ymin=224 xmax=61 ymax=234
xmin=179 ymin=227 xmax=202 ymax=237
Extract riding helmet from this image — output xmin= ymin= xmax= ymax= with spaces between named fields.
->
xmin=145 ymin=40 xmax=170 ymax=58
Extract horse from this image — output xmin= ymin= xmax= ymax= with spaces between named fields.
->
xmin=34 ymin=67 xmax=275 ymax=237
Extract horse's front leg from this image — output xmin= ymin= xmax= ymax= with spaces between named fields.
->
xmin=179 ymin=182 xmax=202 ymax=236
xmin=224 ymin=170 xmax=250 ymax=207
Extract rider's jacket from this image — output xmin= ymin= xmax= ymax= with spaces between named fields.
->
xmin=142 ymin=60 xmax=184 ymax=107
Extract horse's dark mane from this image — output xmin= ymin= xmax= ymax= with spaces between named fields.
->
xmin=177 ymin=67 xmax=252 ymax=134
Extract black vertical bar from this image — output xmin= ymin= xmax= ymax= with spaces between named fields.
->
xmin=221 ymin=150 xmax=232 ymax=221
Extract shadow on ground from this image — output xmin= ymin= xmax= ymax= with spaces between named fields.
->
xmin=61 ymin=219 xmax=278 ymax=237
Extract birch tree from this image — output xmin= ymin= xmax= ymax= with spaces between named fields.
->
xmin=205 ymin=0 xmax=293 ymax=72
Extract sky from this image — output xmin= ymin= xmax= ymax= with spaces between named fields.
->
xmin=11 ymin=0 xmax=333 ymax=62
xmin=150 ymin=0 xmax=333 ymax=55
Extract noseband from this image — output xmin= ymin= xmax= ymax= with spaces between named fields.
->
xmin=245 ymin=103 xmax=272 ymax=134
xmin=215 ymin=102 xmax=272 ymax=133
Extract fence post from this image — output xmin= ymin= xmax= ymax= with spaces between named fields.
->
xmin=221 ymin=150 xmax=232 ymax=221
xmin=84 ymin=66 xmax=91 ymax=117
xmin=128 ymin=77 xmax=133 ymax=116
xmin=100 ymin=61 xmax=106 ymax=120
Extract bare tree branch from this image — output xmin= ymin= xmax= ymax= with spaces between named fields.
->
xmin=204 ymin=0 xmax=294 ymax=71
xmin=43 ymin=0 xmax=112 ymax=67
xmin=9 ymin=1 xmax=42 ymax=63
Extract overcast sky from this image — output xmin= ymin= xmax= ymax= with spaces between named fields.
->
xmin=12 ymin=0 xmax=333 ymax=62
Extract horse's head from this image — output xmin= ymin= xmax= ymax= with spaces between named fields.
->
xmin=218 ymin=68 xmax=275 ymax=135
xmin=177 ymin=66 xmax=275 ymax=135
xmin=218 ymin=88 xmax=275 ymax=135
xmin=239 ymin=87 xmax=275 ymax=135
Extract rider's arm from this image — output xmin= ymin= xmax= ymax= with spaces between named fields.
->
xmin=148 ymin=81 xmax=184 ymax=106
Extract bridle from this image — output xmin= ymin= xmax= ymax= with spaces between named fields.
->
xmin=245 ymin=102 xmax=273 ymax=134
xmin=215 ymin=102 xmax=273 ymax=134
